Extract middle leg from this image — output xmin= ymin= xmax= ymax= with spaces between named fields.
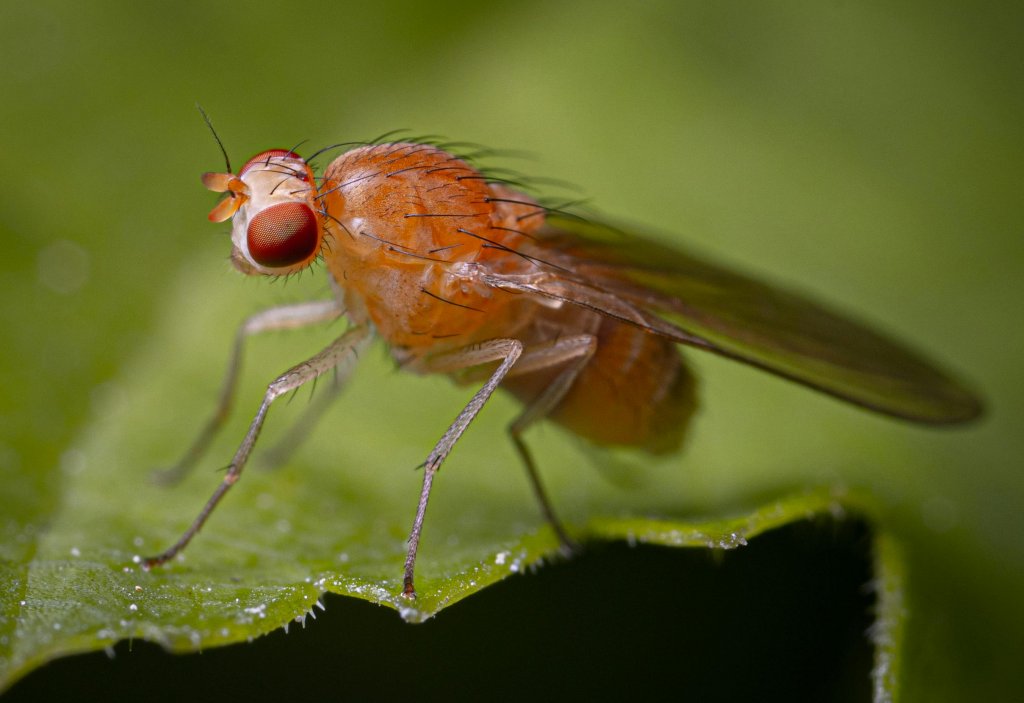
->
xmin=402 ymin=334 xmax=597 ymax=596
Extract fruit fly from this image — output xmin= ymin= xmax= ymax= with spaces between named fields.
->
xmin=143 ymin=128 xmax=982 ymax=598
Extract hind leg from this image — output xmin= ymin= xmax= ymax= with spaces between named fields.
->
xmin=505 ymin=335 xmax=597 ymax=552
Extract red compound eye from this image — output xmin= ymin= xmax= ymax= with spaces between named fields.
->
xmin=247 ymin=202 xmax=319 ymax=268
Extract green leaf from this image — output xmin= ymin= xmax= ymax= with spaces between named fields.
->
xmin=1 ymin=261 xmax=903 ymax=696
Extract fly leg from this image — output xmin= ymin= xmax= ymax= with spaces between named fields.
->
xmin=401 ymin=334 xmax=596 ymax=597
xmin=152 ymin=299 xmax=344 ymax=485
xmin=256 ymin=367 xmax=348 ymax=470
xmin=401 ymin=339 xmax=524 ymax=598
xmin=504 ymin=335 xmax=597 ymax=554
xmin=143 ymin=323 xmax=372 ymax=568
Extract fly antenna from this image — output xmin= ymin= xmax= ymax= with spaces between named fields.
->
xmin=197 ymin=103 xmax=232 ymax=174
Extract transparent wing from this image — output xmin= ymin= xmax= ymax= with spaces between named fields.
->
xmin=483 ymin=214 xmax=981 ymax=424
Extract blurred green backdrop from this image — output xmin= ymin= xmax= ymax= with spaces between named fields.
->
xmin=1 ymin=1 xmax=1021 ymax=700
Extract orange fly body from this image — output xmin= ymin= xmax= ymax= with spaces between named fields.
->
xmin=144 ymin=133 xmax=982 ymax=598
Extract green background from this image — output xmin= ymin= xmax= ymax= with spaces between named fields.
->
xmin=1 ymin=1 xmax=1021 ymax=700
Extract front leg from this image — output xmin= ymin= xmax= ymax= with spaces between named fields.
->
xmin=154 ymin=299 xmax=344 ymax=485
xmin=143 ymin=323 xmax=372 ymax=568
